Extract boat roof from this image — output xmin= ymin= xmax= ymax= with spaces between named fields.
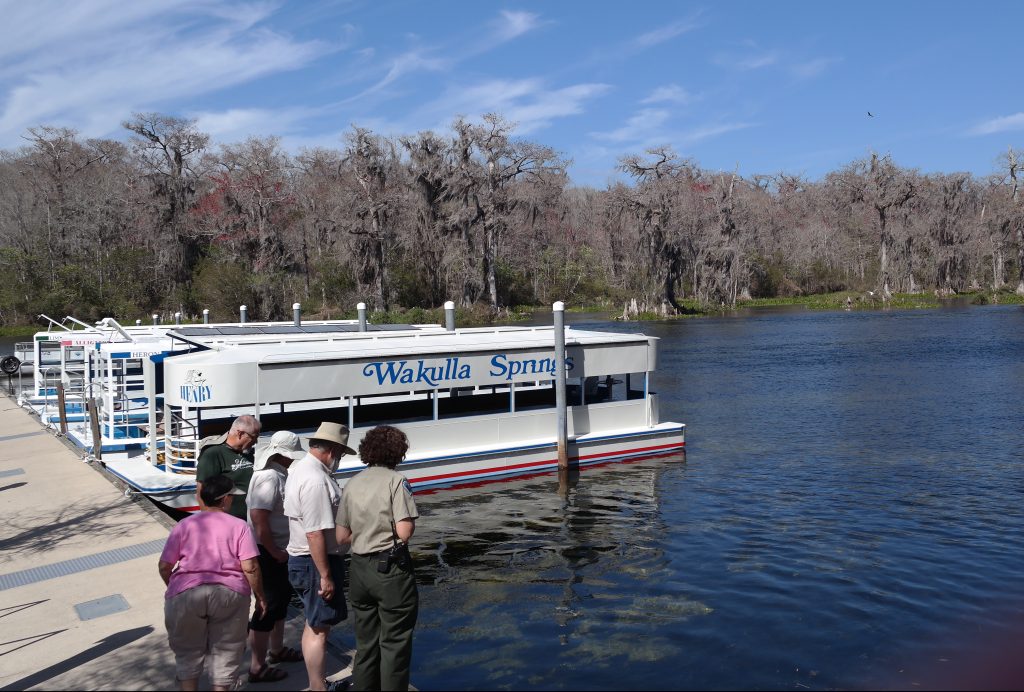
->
xmin=169 ymin=325 xmax=651 ymax=366
xmin=162 ymin=325 xmax=657 ymax=407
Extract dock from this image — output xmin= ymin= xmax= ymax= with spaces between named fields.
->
xmin=0 ymin=398 xmax=355 ymax=691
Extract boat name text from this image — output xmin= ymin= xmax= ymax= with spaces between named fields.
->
xmin=361 ymin=354 xmax=575 ymax=386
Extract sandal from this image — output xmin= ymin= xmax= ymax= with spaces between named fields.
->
xmin=248 ymin=664 xmax=288 ymax=683
xmin=267 ymin=646 xmax=303 ymax=664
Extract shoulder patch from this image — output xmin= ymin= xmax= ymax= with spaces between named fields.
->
xmin=402 ymin=478 xmax=414 ymax=494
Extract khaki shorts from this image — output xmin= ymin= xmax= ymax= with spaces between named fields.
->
xmin=165 ymin=583 xmax=250 ymax=686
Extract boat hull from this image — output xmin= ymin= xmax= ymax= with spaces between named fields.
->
xmin=108 ymin=424 xmax=685 ymax=513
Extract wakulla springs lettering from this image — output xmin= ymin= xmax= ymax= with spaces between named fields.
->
xmin=362 ymin=354 xmax=575 ymax=386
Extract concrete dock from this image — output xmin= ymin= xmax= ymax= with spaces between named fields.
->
xmin=0 ymin=398 xmax=355 ymax=691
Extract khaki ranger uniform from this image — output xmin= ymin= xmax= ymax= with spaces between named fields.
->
xmin=337 ymin=466 xmax=419 ymax=692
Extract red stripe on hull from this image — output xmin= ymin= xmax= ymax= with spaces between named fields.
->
xmin=410 ymin=440 xmax=684 ymax=486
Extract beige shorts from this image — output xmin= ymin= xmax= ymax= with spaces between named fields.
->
xmin=164 ymin=583 xmax=250 ymax=686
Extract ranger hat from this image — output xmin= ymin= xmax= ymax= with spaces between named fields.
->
xmin=310 ymin=422 xmax=357 ymax=456
xmin=254 ymin=430 xmax=306 ymax=470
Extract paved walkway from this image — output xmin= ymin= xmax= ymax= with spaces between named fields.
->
xmin=0 ymin=399 xmax=355 ymax=691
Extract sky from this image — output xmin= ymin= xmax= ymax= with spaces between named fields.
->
xmin=1 ymin=0 xmax=1022 ymax=187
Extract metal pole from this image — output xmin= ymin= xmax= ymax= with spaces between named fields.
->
xmin=357 ymin=302 xmax=367 ymax=332
xmin=56 ymin=382 xmax=68 ymax=436
xmin=293 ymin=302 xmax=301 ymax=327
xmin=554 ymin=301 xmax=568 ymax=468
xmin=87 ymin=398 xmax=103 ymax=461
xmin=144 ymin=356 xmax=158 ymax=467
xmin=240 ymin=305 xmax=248 ymax=324
xmin=444 ymin=300 xmax=456 ymax=331
xmin=203 ymin=309 xmax=209 ymax=325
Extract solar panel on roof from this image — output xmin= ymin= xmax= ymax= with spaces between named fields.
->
xmin=368 ymin=324 xmax=418 ymax=331
xmin=302 ymin=324 xmax=361 ymax=333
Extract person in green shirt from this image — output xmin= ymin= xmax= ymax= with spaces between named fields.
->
xmin=196 ymin=415 xmax=262 ymax=520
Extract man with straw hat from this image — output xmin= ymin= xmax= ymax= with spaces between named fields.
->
xmin=246 ymin=430 xmax=307 ymax=683
xmin=284 ymin=422 xmax=357 ymax=692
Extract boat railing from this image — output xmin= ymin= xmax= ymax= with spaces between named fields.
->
xmin=164 ymin=412 xmax=199 ymax=475
xmin=36 ymin=366 xmax=64 ymax=422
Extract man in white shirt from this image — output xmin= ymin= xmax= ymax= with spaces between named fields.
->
xmin=246 ymin=430 xmax=306 ymax=683
xmin=283 ymin=422 xmax=357 ymax=692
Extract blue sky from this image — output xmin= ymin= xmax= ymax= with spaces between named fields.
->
xmin=1 ymin=1 xmax=1022 ymax=187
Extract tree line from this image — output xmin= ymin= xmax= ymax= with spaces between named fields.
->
xmin=0 ymin=111 xmax=1021 ymax=325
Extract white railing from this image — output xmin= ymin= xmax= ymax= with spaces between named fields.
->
xmin=164 ymin=410 xmax=200 ymax=475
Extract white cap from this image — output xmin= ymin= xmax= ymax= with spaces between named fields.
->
xmin=553 ymin=301 xmax=564 ymax=311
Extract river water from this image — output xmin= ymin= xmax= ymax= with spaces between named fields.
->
xmin=4 ymin=305 xmax=1023 ymax=689
xmin=409 ymin=304 xmax=1024 ymax=690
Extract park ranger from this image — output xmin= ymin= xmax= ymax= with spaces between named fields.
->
xmin=336 ymin=425 xmax=419 ymax=692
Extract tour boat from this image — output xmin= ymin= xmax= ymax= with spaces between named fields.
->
xmin=99 ymin=323 xmax=686 ymax=512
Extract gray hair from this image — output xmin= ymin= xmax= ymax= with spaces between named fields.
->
xmin=230 ymin=415 xmax=260 ymax=436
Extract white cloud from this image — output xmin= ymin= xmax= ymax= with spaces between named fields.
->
xmin=419 ymin=78 xmax=610 ymax=135
xmin=791 ymin=57 xmax=839 ymax=79
xmin=642 ymin=85 xmax=692 ymax=105
xmin=632 ymin=19 xmax=700 ymax=49
xmin=355 ymin=51 xmax=450 ymax=98
xmin=492 ymin=10 xmax=542 ymax=41
xmin=590 ymin=108 xmax=752 ymax=151
xmin=715 ymin=50 xmax=779 ymax=71
xmin=968 ymin=113 xmax=1024 ymax=136
xmin=0 ymin=1 xmax=329 ymax=146
xmin=680 ymin=122 xmax=753 ymax=144
xmin=191 ymin=106 xmax=323 ymax=142
xmin=590 ymin=109 xmax=671 ymax=143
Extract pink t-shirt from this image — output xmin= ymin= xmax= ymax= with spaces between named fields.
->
xmin=160 ymin=511 xmax=260 ymax=599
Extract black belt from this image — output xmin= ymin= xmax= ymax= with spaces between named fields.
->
xmin=355 ymin=549 xmax=390 ymax=558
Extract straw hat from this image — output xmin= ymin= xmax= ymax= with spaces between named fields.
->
xmin=310 ymin=422 xmax=357 ymax=456
xmin=254 ymin=430 xmax=307 ymax=470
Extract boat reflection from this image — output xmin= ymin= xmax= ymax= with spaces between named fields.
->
xmin=407 ymin=451 xmax=709 ymax=688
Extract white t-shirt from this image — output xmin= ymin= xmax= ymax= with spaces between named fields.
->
xmin=246 ymin=461 xmax=290 ymax=549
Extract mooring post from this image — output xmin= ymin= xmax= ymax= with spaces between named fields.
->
xmin=135 ymin=319 xmax=142 ymax=326
xmin=554 ymin=301 xmax=568 ymax=468
xmin=239 ymin=305 xmax=248 ymax=324
xmin=152 ymin=314 xmax=159 ymax=326
xmin=293 ymin=302 xmax=301 ymax=327
xmin=174 ymin=312 xmax=181 ymax=325
xmin=358 ymin=302 xmax=367 ymax=332
xmin=87 ymin=397 xmax=103 ymax=461
xmin=444 ymin=300 xmax=456 ymax=331
xmin=203 ymin=309 xmax=209 ymax=325
xmin=56 ymin=381 xmax=68 ymax=436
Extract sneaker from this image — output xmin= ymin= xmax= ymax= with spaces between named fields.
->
xmin=326 ymin=679 xmax=350 ymax=691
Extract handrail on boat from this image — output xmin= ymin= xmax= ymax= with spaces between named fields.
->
xmin=164 ymin=410 xmax=199 ymax=475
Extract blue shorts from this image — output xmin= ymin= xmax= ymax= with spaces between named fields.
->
xmin=288 ymin=553 xmax=347 ymax=628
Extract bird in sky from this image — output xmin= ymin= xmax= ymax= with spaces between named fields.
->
xmin=867 ymin=111 xmax=875 ymax=117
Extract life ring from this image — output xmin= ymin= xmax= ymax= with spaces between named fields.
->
xmin=0 ymin=355 xmax=20 ymax=375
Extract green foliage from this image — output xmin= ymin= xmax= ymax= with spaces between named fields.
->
xmin=308 ymin=257 xmax=358 ymax=315
xmin=495 ymin=259 xmax=535 ymax=307
xmin=389 ymin=255 xmax=434 ymax=308
xmin=191 ymin=256 xmax=256 ymax=320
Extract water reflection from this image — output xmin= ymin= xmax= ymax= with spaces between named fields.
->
xmin=411 ymin=453 xmax=706 ymax=689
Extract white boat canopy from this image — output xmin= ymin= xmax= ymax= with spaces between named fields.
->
xmin=163 ymin=326 xmax=658 ymax=408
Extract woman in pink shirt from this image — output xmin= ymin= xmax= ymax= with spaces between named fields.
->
xmin=159 ymin=474 xmax=267 ymax=691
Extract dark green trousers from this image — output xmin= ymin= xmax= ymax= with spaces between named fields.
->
xmin=349 ymin=553 xmax=419 ymax=691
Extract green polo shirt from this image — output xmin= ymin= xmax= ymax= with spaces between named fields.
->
xmin=196 ymin=442 xmax=255 ymax=520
